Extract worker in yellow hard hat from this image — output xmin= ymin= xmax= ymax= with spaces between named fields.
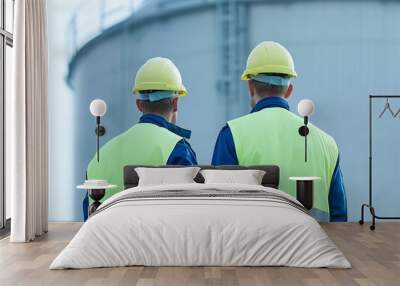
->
xmin=211 ymin=41 xmax=347 ymax=222
xmin=84 ymin=57 xmax=197 ymax=220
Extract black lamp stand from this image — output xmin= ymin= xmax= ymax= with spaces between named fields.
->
xmin=95 ymin=116 xmax=106 ymax=162
xmin=298 ymin=116 xmax=310 ymax=162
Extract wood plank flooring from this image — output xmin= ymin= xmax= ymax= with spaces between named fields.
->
xmin=0 ymin=222 xmax=399 ymax=286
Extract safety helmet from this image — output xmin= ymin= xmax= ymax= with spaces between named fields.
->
xmin=133 ymin=57 xmax=187 ymax=96
xmin=241 ymin=41 xmax=297 ymax=80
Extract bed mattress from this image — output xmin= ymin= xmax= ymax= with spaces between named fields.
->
xmin=50 ymin=183 xmax=350 ymax=269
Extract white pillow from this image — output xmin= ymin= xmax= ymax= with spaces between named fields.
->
xmin=200 ymin=169 xmax=266 ymax=185
xmin=135 ymin=167 xmax=201 ymax=186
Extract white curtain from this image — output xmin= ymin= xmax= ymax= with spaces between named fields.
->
xmin=8 ymin=0 xmax=48 ymax=242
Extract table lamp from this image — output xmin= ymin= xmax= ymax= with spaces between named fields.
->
xmin=297 ymin=99 xmax=315 ymax=162
xmin=89 ymin=99 xmax=107 ymax=162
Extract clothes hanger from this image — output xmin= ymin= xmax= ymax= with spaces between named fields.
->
xmin=378 ymin=98 xmax=395 ymax=118
xmin=394 ymin=106 xmax=400 ymax=118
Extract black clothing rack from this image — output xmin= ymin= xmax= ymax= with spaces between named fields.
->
xmin=359 ymin=95 xmax=400 ymax=230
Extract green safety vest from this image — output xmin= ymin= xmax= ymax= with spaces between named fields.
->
xmin=87 ymin=123 xmax=182 ymax=201
xmin=228 ymin=108 xmax=338 ymax=215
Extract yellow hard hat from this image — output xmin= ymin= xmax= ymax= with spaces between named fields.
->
xmin=133 ymin=57 xmax=187 ymax=96
xmin=241 ymin=41 xmax=297 ymax=80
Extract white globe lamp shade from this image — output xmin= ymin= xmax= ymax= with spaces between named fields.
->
xmin=90 ymin=99 xmax=107 ymax=117
xmin=298 ymin=99 xmax=315 ymax=117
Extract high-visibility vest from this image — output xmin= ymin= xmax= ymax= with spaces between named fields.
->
xmin=87 ymin=123 xmax=182 ymax=201
xmin=228 ymin=108 xmax=338 ymax=217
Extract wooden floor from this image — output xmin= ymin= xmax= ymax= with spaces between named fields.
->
xmin=0 ymin=222 xmax=399 ymax=286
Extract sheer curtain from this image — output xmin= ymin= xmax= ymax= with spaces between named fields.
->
xmin=8 ymin=0 xmax=48 ymax=242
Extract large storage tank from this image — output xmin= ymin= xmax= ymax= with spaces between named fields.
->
xmin=66 ymin=0 xmax=400 ymax=221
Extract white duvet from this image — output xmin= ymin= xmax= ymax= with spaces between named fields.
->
xmin=50 ymin=183 xmax=350 ymax=269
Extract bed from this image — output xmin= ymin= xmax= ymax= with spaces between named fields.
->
xmin=50 ymin=165 xmax=350 ymax=269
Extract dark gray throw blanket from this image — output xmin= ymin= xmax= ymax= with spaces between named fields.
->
xmin=91 ymin=189 xmax=308 ymax=218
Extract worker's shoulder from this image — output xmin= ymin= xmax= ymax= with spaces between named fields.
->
xmin=227 ymin=108 xmax=297 ymax=126
xmin=285 ymin=111 xmax=337 ymax=146
xmin=227 ymin=109 xmax=338 ymax=145
xmin=119 ymin=122 xmax=180 ymax=137
xmin=227 ymin=109 xmax=266 ymax=125
xmin=227 ymin=113 xmax=251 ymax=125
xmin=309 ymin=123 xmax=338 ymax=148
xmin=136 ymin=123 xmax=183 ymax=141
xmin=92 ymin=126 xmax=133 ymax=156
